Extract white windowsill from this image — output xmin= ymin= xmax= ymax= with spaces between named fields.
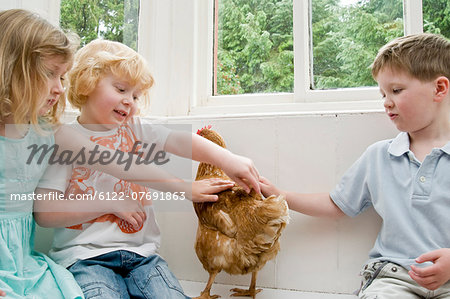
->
xmin=189 ymin=101 xmax=385 ymax=117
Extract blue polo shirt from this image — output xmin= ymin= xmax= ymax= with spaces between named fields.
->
xmin=330 ymin=132 xmax=450 ymax=269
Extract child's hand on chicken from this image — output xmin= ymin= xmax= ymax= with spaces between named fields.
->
xmin=191 ymin=178 xmax=235 ymax=202
xmin=259 ymin=176 xmax=285 ymax=198
xmin=219 ymin=152 xmax=260 ymax=194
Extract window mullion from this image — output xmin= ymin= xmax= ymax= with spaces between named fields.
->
xmin=293 ymin=0 xmax=311 ymax=103
xmin=403 ymin=0 xmax=423 ymax=35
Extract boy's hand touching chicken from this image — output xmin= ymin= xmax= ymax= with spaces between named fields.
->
xmin=259 ymin=176 xmax=284 ymax=198
xmin=409 ymin=248 xmax=450 ymax=290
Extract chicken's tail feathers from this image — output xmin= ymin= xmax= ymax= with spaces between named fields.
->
xmin=241 ymin=194 xmax=289 ymax=255
xmin=262 ymin=194 xmax=290 ymax=224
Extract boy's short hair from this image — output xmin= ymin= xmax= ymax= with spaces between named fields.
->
xmin=371 ymin=33 xmax=450 ymax=81
xmin=68 ymin=39 xmax=154 ymax=110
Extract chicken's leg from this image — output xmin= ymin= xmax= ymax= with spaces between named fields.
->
xmin=194 ymin=271 xmax=220 ymax=299
xmin=230 ymin=271 xmax=262 ymax=298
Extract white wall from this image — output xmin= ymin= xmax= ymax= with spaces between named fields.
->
xmin=0 ymin=0 xmax=60 ymax=25
xmin=3 ymin=0 xmax=399 ymax=294
xmin=34 ymin=111 xmax=397 ymax=294
xmin=153 ymin=111 xmax=397 ymax=294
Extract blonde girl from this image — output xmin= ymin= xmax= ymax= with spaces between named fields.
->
xmin=0 ymin=9 xmax=83 ymax=298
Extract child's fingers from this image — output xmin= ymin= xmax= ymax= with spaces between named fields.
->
xmin=121 ymin=211 xmax=146 ymax=231
xmin=233 ymin=177 xmax=251 ymax=193
xmin=245 ymin=173 xmax=261 ymax=194
xmin=137 ymin=204 xmax=147 ymax=222
xmin=197 ymin=194 xmax=219 ymax=203
xmin=409 ymin=270 xmax=439 ymax=290
xmin=415 ymin=249 xmax=441 ymax=264
xmin=409 ymin=271 xmax=432 ymax=290
xmin=206 ymin=182 xmax=234 ymax=193
xmin=207 ymin=178 xmax=234 ymax=185
xmin=126 ymin=217 xmax=139 ymax=231
xmin=135 ymin=210 xmax=147 ymax=228
xmin=410 ymin=264 xmax=435 ymax=277
xmin=129 ymin=214 xmax=143 ymax=231
xmin=0 ymin=290 xmax=5 ymax=297
xmin=259 ymin=176 xmax=268 ymax=183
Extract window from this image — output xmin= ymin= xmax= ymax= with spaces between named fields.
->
xmin=422 ymin=0 xmax=450 ymax=37
xmin=51 ymin=0 xmax=450 ymax=116
xmin=60 ymin=0 xmax=139 ymax=50
xmin=214 ymin=0 xmax=294 ymax=95
xmin=214 ymin=0 xmax=406 ymax=94
xmin=310 ymin=0 xmax=403 ymax=90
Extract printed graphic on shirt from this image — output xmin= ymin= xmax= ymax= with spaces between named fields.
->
xmin=65 ymin=124 xmax=150 ymax=234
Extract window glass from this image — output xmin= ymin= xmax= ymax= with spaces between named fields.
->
xmin=215 ymin=0 xmax=294 ymax=95
xmin=311 ymin=0 xmax=403 ymax=90
xmin=422 ymin=0 xmax=450 ymax=39
xmin=60 ymin=0 xmax=139 ymax=50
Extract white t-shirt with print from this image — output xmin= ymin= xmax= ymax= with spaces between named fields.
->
xmin=38 ymin=117 xmax=171 ymax=268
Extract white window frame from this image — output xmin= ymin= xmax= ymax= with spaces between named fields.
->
xmin=45 ymin=0 xmax=424 ymax=117
xmin=182 ymin=0 xmax=424 ymax=116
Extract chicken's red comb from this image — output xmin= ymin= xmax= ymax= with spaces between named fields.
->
xmin=196 ymin=125 xmax=212 ymax=135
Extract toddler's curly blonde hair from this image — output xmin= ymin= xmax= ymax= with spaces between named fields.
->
xmin=68 ymin=39 xmax=154 ymax=111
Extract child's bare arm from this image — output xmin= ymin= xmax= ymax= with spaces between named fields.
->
xmin=165 ymin=131 xmax=260 ymax=194
xmin=33 ymin=188 xmax=146 ymax=230
xmin=409 ymin=248 xmax=450 ymax=291
xmin=54 ymin=127 xmax=252 ymax=199
xmin=259 ymin=176 xmax=345 ymax=218
xmin=54 ymin=126 xmax=188 ymax=191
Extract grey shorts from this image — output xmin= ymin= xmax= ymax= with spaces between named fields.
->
xmin=358 ymin=261 xmax=450 ymax=299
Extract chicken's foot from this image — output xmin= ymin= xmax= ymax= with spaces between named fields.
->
xmin=230 ymin=271 xmax=262 ymax=298
xmin=194 ymin=271 xmax=220 ymax=299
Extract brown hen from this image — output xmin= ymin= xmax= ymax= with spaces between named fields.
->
xmin=193 ymin=127 xmax=289 ymax=299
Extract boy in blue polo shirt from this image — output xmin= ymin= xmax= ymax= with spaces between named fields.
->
xmin=260 ymin=33 xmax=450 ymax=298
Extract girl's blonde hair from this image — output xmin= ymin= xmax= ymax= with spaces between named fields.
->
xmin=0 ymin=9 xmax=79 ymax=126
xmin=68 ymin=39 xmax=154 ymax=111
xmin=372 ymin=33 xmax=450 ymax=81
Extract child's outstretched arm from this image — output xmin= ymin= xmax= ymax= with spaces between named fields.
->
xmin=53 ymin=126 xmax=240 ymax=200
xmin=409 ymin=248 xmax=450 ymax=291
xmin=259 ymin=176 xmax=345 ymax=218
xmin=33 ymin=188 xmax=146 ymax=231
xmin=164 ymin=131 xmax=260 ymax=194
xmin=54 ymin=126 xmax=192 ymax=191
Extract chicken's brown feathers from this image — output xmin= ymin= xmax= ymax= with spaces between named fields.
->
xmin=193 ymin=127 xmax=289 ymax=290
xmin=196 ymin=127 xmax=227 ymax=148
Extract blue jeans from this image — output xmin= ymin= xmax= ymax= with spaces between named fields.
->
xmin=68 ymin=250 xmax=191 ymax=299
